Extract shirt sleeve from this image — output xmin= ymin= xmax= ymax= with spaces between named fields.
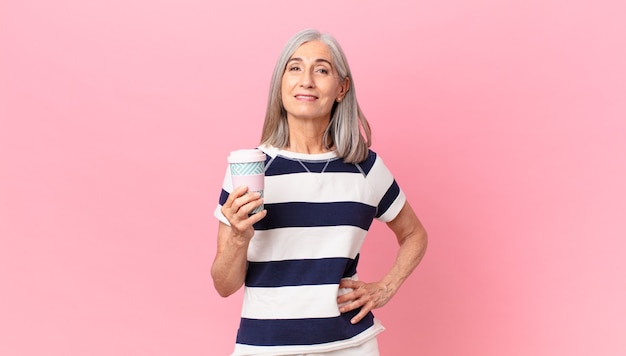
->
xmin=214 ymin=166 xmax=232 ymax=226
xmin=365 ymin=153 xmax=406 ymax=223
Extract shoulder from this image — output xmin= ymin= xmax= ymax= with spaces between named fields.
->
xmin=258 ymin=144 xmax=279 ymax=158
xmin=355 ymin=149 xmax=379 ymax=176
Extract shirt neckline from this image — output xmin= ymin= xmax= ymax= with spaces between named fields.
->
xmin=260 ymin=144 xmax=338 ymax=162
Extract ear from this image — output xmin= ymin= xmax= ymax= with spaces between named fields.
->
xmin=337 ymin=76 xmax=350 ymax=100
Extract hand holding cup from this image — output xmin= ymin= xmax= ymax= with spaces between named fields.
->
xmin=227 ymin=149 xmax=266 ymax=215
xmin=220 ymin=149 xmax=267 ymax=241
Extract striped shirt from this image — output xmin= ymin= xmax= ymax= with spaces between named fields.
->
xmin=214 ymin=145 xmax=406 ymax=355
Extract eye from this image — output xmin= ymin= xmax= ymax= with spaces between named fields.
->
xmin=288 ymin=65 xmax=301 ymax=72
xmin=315 ymin=66 xmax=330 ymax=74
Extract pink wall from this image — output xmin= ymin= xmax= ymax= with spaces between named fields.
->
xmin=1 ymin=0 xmax=625 ymax=355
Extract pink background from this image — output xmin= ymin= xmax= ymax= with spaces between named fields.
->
xmin=1 ymin=0 xmax=625 ymax=355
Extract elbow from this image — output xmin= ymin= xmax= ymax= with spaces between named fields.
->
xmin=215 ymin=287 xmax=235 ymax=298
xmin=421 ymin=228 xmax=428 ymax=247
xmin=418 ymin=228 xmax=428 ymax=252
xmin=407 ymin=227 xmax=428 ymax=261
xmin=418 ymin=230 xmax=428 ymax=262
xmin=211 ymin=269 xmax=240 ymax=298
xmin=404 ymin=225 xmax=428 ymax=247
xmin=212 ymin=278 xmax=237 ymax=298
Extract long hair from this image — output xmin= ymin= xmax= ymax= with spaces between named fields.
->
xmin=260 ymin=29 xmax=371 ymax=164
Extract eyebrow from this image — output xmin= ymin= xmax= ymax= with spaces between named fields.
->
xmin=287 ymin=57 xmax=333 ymax=66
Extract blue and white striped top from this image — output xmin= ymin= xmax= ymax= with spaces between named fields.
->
xmin=214 ymin=145 xmax=406 ymax=355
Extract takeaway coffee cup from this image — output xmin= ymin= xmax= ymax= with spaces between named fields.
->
xmin=228 ymin=149 xmax=266 ymax=214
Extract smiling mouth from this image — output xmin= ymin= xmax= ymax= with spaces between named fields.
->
xmin=295 ymin=95 xmax=317 ymax=100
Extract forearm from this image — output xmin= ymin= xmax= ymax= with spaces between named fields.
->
xmin=211 ymin=225 xmax=250 ymax=297
xmin=380 ymin=229 xmax=428 ymax=295
xmin=382 ymin=201 xmax=428 ymax=295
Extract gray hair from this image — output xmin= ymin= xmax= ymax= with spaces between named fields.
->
xmin=260 ymin=29 xmax=371 ymax=163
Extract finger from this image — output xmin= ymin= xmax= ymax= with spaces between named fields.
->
xmin=339 ymin=279 xmax=363 ymax=290
xmin=234 ymin=189 xmax=260 ymax=210
xmin=234 ymin=193 xmax=263 ymax=217
xmin=226 ymin=203 xmax=265 ymax=239
xmin=337 ymin=290 xmax=357 ymax=305
xmin=337 ymin=292 xmax=355 ymax=305
xmin=338 ymin=279 xmax=353 ymax=289
xmin=222 ymin=188 xmax=249 ymax=219
xmin=350 ymin=303 xmax=373 ymax=324
xmin=224 ymin=185 xmax=249 ymax=207
xmin=339 ymin=288 xmax=372 ymax=312
xmin=247 ymin=208 xmax=267 ymax=224
xmin=338 ymin=298 xmax=360 ymax=313
xmin=337 ymin=280 xmax=364 ymax=305
xmin=239 ymin=197 xmax=264 ymax=217
xmin=228 ymin=191 xmax=257 ymax=214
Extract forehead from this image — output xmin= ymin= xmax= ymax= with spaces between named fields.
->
xmin=289 ymin=40 xmax=333 ymax=62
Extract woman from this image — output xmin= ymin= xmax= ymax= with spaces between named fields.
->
xmin=212 ymin=29 xmax=428 ymax=355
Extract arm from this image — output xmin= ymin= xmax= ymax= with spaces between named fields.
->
xmin=211 ymin=185 xmax=267 ymax=297
xmin=337 ymin=201 xmax=428 ymax=324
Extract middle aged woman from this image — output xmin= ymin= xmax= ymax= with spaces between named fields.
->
xmin=212 ymin=28 xmax=428 ymax=356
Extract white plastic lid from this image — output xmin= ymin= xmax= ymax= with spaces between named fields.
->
xmin=227 ymin=149 xmax=266 ymax=163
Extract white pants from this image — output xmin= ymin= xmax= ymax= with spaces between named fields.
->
xmin=298 ymin=337 xmax=380 ymax=356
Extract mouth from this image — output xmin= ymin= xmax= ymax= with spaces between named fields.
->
xmin=294 ymin=94 xmax=318 ymax=101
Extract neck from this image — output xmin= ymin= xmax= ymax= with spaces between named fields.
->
xmin=285 ymin=116 xmax=331 ymax=154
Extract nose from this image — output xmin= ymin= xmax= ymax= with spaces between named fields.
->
xmin=299 ymin=69 xmax=314 ymax=88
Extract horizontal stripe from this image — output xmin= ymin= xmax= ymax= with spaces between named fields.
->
xmin=236 ymin=308 xmax=375 ymax=346
xmin=246 ymin=256 xmax=359 ymax=288
xmin=253 ymin=202 xmax=376 ymax=231
xmin=264 ymin=172 xmax=378 ymax=205
xmin=248 ymin=225 xmax=366 ymax=262
xmin=220 ymin=171 xmax=379 ymax=206
xmin=242 ymin=284 xmax=344 ymax=319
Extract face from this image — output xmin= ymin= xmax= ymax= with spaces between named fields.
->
xmin=281 ymin=40 xmax=349 ymax=124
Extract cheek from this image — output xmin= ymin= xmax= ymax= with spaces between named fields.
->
xmin=280 ymin=80 xmax=291 ymax=99
xmin=325 ymin=81 xmax=341 ymax=97
xmin=280 ymin=77 xmax=289 ymax=95
xmin=282 ymin=74 xmax=297 ymax=89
